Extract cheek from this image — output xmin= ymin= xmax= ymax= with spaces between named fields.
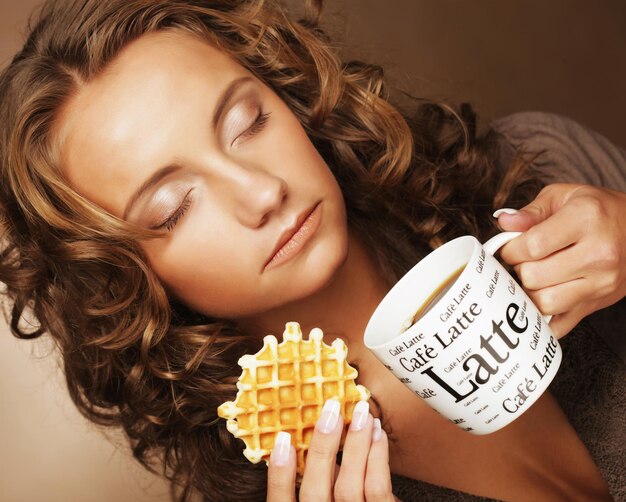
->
xmin=141 ymin=228 xmax=259 ymax=317
xmin=277 ymin=125 xmax=341 ymax=196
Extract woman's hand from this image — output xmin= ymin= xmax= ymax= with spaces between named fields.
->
xmin=266 ymin=399 xmax=397 ymax=501
xmin=496 ymin=183 xmax=626 ymax=338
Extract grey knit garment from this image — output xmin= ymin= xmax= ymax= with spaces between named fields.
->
xmin=390 ymin=112 xmax=626 ymax=501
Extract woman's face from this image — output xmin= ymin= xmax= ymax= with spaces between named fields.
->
xmin=56 ymin=31 xmax=348 ymax=318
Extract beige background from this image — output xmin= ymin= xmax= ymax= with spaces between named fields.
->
xmin=1 ymin=1 xmax=624 ymax=501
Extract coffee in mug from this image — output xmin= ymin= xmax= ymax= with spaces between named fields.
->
xmin=402 ymin=264 xmax=466 ymax=332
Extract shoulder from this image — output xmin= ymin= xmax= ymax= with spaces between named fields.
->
xmin=549 ymin=315 xmax=626 ymax=498
xmin=492 ymin=111 xmax=605 ymax=143
xmin=490 ymin=111 xmax=626 ymax=191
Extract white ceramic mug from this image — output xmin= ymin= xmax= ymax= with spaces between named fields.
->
xmin=364 ymin=232 xmax=562 ymax=434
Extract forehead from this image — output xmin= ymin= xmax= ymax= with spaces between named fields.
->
xmin=55 ymin=30 xmax=248 ymax=214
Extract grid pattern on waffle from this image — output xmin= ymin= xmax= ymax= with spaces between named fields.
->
xmin=218 ymin=322 xmax=369 ymax=474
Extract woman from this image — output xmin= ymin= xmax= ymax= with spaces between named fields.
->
xmin=0 ymin=0 xmax=624 ymax=500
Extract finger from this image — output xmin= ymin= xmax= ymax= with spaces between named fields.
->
xmin=514 ymin=230 xmax=623 ymax=291
xmin=513 ymin=242 xmax=593 ymax=290
xmin=267 ymin=431 xmax=297 ymax=502
xmin=334 ymin=401 xmax=373 ymax=502
xmin=525 ymin=278 xmax=594 ymax=318
xmin=364 ymin=419 xmax=395 ymax=502
xmin=546 ymin=307 xmax=588 ymax=339
xmin=299 ymin=399 xmax=343 ymax=501
xmin=500 ymin=202 xmax=582 ymax=265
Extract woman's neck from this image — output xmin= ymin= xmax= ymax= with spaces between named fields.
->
xmin=240 ymin=230 xmax=390 ymax=353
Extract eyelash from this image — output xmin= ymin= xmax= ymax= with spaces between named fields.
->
xmin=235 ymin=110 xmax=271 ymax=144
xmin=156 ymin=111 xmax=271 ymax=232
xmin=156 ymin=190 xmax=193 ymax=232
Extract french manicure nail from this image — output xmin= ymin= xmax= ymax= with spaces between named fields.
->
xmin=317 ymin=399 xmax=341 ymax=434
xmin=372 ymin=418 xmax=383 ymax=441
xmin=271 ymin=431 xmax=291 ymax=466
xmin=350 ymin=400 xmax=370 ymax=431
xmin=493 ymin=208 xmax=519 ymax=218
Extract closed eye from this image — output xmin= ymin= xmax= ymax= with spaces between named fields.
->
xmin=153 ymin=188 xmax=194 ymax=232
xmin=232 ymin=110 xmax=271 ymax=146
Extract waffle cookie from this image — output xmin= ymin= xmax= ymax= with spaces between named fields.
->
xmin=217 ymin=321 xmax=370 ymax=474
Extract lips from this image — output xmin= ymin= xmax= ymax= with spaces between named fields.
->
xmin=263 ymin=202 xmax=320 ymax=269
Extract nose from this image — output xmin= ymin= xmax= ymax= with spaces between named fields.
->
xmin=226 ymin=163 xmax=288 ymax=228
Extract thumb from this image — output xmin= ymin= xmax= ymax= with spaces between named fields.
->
xmin=494 ymin=187 xmax=561 ymax=231
xmin=492 ymin=208 xmax=536 ymax=232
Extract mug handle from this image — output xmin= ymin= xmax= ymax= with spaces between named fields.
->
xmin=483 ymin=231 xmax=552 ymax=324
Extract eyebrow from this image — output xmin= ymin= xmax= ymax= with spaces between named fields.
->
xmin=123 ymin=75 xmax=253 ymax=219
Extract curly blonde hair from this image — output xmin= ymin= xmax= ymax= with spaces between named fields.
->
xmin=0 ymin=0 xmax=542 ymax=499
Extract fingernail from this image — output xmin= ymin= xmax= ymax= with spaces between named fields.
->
xmin=372 ymin=418 xmax=383 ymax=441
xmin=350 ymin=400 xmax=370 ymax=431
xmin=271 ymin=431 xmax=291 ymax=466
xmin=493 ymin=208 xmax=519 ymax=218
xmin=317 ymin=399 xmax=341 ymax=434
